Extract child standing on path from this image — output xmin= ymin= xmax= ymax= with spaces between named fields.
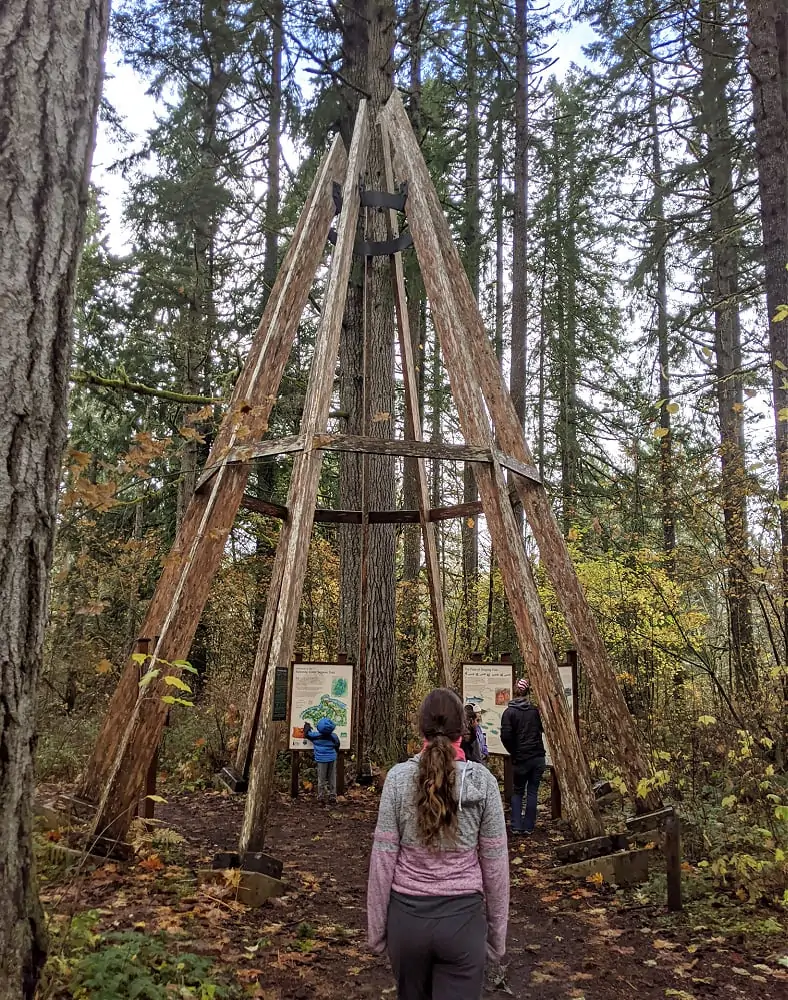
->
xmin=367 ymin=688 xmax=509 ymax=1000
xmin=302 ymin=717 xmax=340 ymax=803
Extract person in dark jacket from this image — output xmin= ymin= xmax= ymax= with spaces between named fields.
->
xmin=500 ymin=679 xmax=545 ymax=835
xmin=302 ymin=717 xmax=340 ymax=803
xmin=460 ymin=704 xmax=488 ymax=763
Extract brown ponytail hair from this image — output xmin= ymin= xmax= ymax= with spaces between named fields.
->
xmin=416 ymin=688 xmax=464 ymax=848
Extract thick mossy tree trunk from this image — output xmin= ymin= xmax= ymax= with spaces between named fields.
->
xmin=0 ymin=1 xmax=109 ymax=995
xmin=339 ymin=0 xmax=398 ymax=765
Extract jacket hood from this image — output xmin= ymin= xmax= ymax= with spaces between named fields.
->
xmin=507 ymin=696 xmax=534 ymax=711
xmin=316 ymin=717 xmax=336 ymax=735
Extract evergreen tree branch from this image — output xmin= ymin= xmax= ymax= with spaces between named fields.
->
xmin=71 ymin=369 xmax=222 ymax=406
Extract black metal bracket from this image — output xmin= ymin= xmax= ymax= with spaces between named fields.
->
xmin=328 ymin=179 xmax=412 ymax=256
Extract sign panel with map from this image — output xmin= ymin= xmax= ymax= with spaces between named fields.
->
xmin=461 ymin=662 xmax=514 ymax=756
xmin=288 ymin=661 xmax=354 ymax=751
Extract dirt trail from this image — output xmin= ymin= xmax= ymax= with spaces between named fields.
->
xmin=146 ymin=789 xmax=787 ymax=1000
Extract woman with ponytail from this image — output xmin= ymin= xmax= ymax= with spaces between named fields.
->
xmin=367 ymin=689 xmax=509 ymax=999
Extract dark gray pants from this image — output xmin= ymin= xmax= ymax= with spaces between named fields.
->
xmin=387 ymin=892 xmax=487 ymax=1000
xmin=317 ymin=760 xmax=336 ymax=801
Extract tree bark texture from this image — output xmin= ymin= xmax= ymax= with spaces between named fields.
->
xmin=744 ymin=0 xmax=788 ymax=663
xmin=0 ymin=0 xmax=109 ymax=994
xmin=383 ymin=94 xmax=603 ymax=839
xmin=383 ymin=91 xmax=661 ymax=815
xmin=79 ymin=139 xmax=347 ymax=827
xmin=511 ymin=0 xmax=529 ymax=435
xmin=339 ymin=0 xmax=398 ymax=765
xmin=239 ymin=106 xmax=369 ymax=852
xmin=177 ymin=11 xmax=226 ymax=526
xmin=645 ymin=18 xmax=677 ymax=573
xmin=461 ymin=7 xmax=480 ymax=651
xmin=699 ymin=2 xmax=757 ymax=684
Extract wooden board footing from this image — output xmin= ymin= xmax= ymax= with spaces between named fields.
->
xmin=198 ymin=868 xmax=286 ymax=906
xmin=555 ymin=848 xmax=650 ymax=886
xmin=211 ymin=851 xmax=283 ymax=880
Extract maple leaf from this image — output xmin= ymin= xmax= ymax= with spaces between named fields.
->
xmin=95 ymin=658 xmax=113 ymax=675
xmin=138 ymin=853 xmax=165 ymax=872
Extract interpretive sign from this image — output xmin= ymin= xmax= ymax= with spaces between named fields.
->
xmin=288 ymin=661 xmax=353 ymax=751
xmin=461 ymin=662 xmax=514 ymax=756
xmin=545 ymin=662 xmax=577 ymax=767
xmin=272 ymin=666 xmax=289 ymax=722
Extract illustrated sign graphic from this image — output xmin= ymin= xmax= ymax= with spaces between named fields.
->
xmin=289 ymin=662 xmax=353 ymax=751
xmin=461 ymin=662 xmax=513 ymax=756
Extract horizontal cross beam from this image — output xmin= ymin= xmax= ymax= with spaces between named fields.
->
xmin=197 ymin=433 xmax=541 ymax=491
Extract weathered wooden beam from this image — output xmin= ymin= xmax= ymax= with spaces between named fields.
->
xmin=554 ymin=833 xmax=632 ymax=864
xmin=205 ymin=431 xmax=540 ymax=470
xmin=80 ymin=137 xmax=349 ymax=839
xmin=625 ymin=805 xmax=675 ymax=834
xmin=664 ymin=813 xmax=683 ymax=911
xmin=555 ymin=849 xmax=651 ymax=886
xmin=384 ymin=88 xmax=658 ymax=814
xmin=197 ymin=435 xmax=305 ymax=489
xmin=385 ymin=96 xmax=660 ymax=814
xmin=232 ymin=524 xmax=291 ymax=781
xmin=317 ymin=433 xmax=493 ymax=465
xmin=382 ymin=126 xmax=452 ymax=689
xmin=382 ymin=94 xmax=603 ymax=841
xmin=239 ymin=101 xmax=371 ymax=854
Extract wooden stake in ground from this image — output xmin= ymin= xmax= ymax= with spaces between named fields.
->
xmin=81 ymin=138 xmax=348 ymax=841
xmin=381 ymin=100 xmax=602 ymax=840
xmin=239 ymin=102 xmax=371 ymax=853
xmin=383 ymin=90 xmax=660 ymax=815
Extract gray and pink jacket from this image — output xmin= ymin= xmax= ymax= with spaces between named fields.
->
xmin=367 ymin=756 xmax=509 ymax=960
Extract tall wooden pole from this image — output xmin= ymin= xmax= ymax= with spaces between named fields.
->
xmin=382 ymin=127 xmax=452 ymax=688
xmin=383 ymin=90 xmax=660 ymax=815
xmin=81 ymin=138 xmax=348 ymax=840
xmin=239 ymin=103 xmax=370 ymax=853
xmin=381 ymin=99 xmax=602 ymax=840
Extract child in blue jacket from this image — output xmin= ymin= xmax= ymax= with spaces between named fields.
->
xmin=302 ymin=717 xmax=340 ymax=803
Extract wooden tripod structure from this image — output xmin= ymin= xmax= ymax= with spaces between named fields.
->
xmin=77 ymin=92 xmax=660 ymax=853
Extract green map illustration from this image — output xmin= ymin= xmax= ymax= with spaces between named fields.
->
xmin=331 ymin=677 xmax=348 ymax=697
xmin=300 ymin=694 xmax=348 ymax=727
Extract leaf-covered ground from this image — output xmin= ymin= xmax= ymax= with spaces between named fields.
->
xmin=38 ymin=789 xmax=788 ymax=999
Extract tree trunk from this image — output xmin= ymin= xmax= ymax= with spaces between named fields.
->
xmin=699 ymin=1 xmax=757 ymax=685
xmin=339 ymin=0 xmax=397 ymax=765
xmin=177 ymin=20 xmax=225 ymax=527
xmin=743 ymin=0 xmax=788 ymax=664
xmin=555 ymin=104 xmax=580 ymax=535
xmin=461 ymin=7 xmax=480 ymax=651
xmin=254 ymin=1 xmax=283 ymax=631
xmin=399 ymin=0 xmax=424 ymax=755
xmin=511 ymin=0 xmax=529 ymax=535
xmin=645 ymin=19 xmax=677 ymax=573
xmin=0 ymin=1 xmax=109 ymax=994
